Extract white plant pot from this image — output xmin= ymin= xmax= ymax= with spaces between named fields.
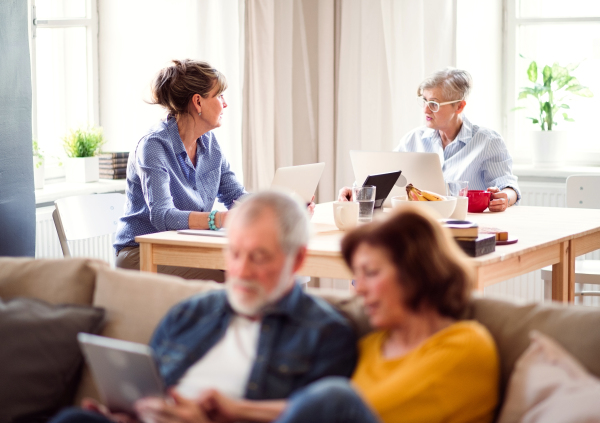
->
xmin=65 ymin=156 xmax=99 ymax=183
xmin=531 ymin=131 xmax=568 ymax=168
xmin=33 ymin=158 xmax=45 ymax=190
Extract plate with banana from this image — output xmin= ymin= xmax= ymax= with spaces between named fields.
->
xmin=391 ymin=184 xmax=457 ymax=218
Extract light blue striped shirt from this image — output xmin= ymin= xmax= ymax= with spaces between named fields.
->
xmin=394 ymin=115 xmax=521 ymax=202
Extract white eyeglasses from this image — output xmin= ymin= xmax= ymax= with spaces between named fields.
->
xmin=418 ymin=97 xmax=463 ymax=113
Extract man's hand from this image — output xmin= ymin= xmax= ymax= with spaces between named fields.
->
xmin=487 ymin=187 xmax=509 ymax=212
xmin=81 ymin=398 xmax=139 ymax=423
xmin=197 ymin=389 xmax=241 ymax=423
xmin=135 ymin=391 xmax=211 ymax=423
xmin=338 ymin=187 xmax=352 ymax=202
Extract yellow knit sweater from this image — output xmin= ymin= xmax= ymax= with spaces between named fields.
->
xmin=351 ymin=321 xmax=499 ymax=423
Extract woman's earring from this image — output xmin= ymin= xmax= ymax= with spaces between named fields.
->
xmin=198 ymin=112 xmax=202 ymax=116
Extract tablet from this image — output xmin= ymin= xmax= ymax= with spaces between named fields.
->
xmin=363 ymin=171 xmax=402 ymax=208
xmin=78 ymin=333 xmax=165 ymax=414
xmin=271 ymin=163 xmax=325 ymax=204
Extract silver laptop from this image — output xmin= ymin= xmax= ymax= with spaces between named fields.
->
xmin=350 ymin=151 xmax=446 ymax=207
xmin=78 ymin=333 xmax=164 ymax=414
xmin=271 ymin=163 xmax=326 ymax=204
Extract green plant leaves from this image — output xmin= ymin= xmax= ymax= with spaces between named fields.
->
xmin=63 ymin=127 xmax=105 ymax=158
xmin=566 ymin=85 xmax=594 ymax=97
xmin=514 ymin=58 xmax=593 ymax=130
xmin=527 ymin=61 xmax=538 ymax=83
xmin=542 ymin=65 xmax=552 ymax=87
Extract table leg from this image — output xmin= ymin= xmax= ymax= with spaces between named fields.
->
xmin=139 ymin=243 xmax=157 ymax=273
xmin=551 ymin=241 xmax=574 ymax=303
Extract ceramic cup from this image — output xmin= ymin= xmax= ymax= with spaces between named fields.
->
xmin=450 ymin=196 xmax=469 ymax=220
xmin=467 ymin=190 xmax=491 ymax=213
xmin=333 ymin=201 xmax=359 ymax=230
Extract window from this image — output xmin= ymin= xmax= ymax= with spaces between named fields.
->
xmin=30 ymin=0 xmax=99 ymax=179
xmin=504 ymin=0 xmax=600 ymax=165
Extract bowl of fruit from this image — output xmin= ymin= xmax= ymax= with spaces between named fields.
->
xmin=391 ymin=184 xmax=457 ymax=218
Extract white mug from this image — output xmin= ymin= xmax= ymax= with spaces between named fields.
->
xmin=333 ymin=201 xmax=359 ymax=231
xmin=450 ymin=196 xmax=469 ymax=220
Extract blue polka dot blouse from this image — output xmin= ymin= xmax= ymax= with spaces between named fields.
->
xmin=114 ymin=116 xmax=246 ymax=253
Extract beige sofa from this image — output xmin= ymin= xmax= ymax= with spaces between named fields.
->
xmin=1 ymin=257 xmax=600 ymax=418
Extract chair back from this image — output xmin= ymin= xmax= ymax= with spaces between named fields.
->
xmin=53 ymin=193 xmax=126 ymax=258
xmin=566 ymin=175 xmax=600 ymax=209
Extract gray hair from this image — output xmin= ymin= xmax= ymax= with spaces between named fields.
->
xmin=226 ymin=191 xmax=310 ymax=255
xmin=418 ymin=68 xmax=472 ymax=101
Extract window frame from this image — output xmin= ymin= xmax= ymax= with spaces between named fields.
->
xmin=29 ymin=0 xmax=99 ymax=179
xmin=502 ymin=0 xmax=600 ymax=165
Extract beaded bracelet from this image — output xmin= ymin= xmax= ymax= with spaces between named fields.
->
xmin=208 ymin=210 xmax=219 ymax=230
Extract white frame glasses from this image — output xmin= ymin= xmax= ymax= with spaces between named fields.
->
xmin=419 ymin=97 xmax=463 ymax=113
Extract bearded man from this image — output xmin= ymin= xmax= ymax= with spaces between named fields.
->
xmin=52 ymin=191 xmax=357 ymax=423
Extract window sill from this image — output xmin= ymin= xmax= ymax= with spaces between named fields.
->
xmin=35 ymin=178 xmax=127 ymax=207
xmin=513 ymin=164 xmax=600 ymax=183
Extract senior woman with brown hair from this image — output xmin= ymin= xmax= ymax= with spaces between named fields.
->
xmin=113 ymin=59 xmax=246 ymax=281
xmin=182 ymin=206 xmax=499 ymax=423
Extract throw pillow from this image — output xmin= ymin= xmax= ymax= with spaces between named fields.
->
xmin=0 ymin=297 xmax=105 ymax=423
xmin=498 ymin=330 xmax=600 ymax=423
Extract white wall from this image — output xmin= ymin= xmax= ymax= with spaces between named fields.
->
xmin=456 ymin=0 xmax=503 ymax=135
xmin=98 ymin=0 xmax=244 ymax=179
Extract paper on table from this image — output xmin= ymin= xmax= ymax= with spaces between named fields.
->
xmin=177 ymin=229 xmax=227 ymax=237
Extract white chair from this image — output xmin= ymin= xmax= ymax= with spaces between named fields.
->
xmin=52 ymin=193 xmax=126 ymax=260
xmin=541 ymin=175 xmax=600 ymax=298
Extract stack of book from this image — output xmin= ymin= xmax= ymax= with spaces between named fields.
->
xmin=99 ymin=152 xmax=129 ymax=180
xmin=442 ymin=220 xmax=496 ymax=257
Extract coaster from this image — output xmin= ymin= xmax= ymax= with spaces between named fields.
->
xmin=496 ymin=238 xmax=518 ymax=246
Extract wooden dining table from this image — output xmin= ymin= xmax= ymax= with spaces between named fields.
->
xmin=136 ymin=202 xmax=600 ymax=303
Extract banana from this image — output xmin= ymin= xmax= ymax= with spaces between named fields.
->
xmin=420 ymin=189 xmax=445 ymax=201
xmin=406 ymin=184 xmax=444 ymax=202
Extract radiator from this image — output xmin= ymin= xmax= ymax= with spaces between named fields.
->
xmin=484 ymin=181 xmax=600 ymax=306
xmin=35 ymin=206 xmax=116 ymax=267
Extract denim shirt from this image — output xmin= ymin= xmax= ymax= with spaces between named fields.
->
xmin=150 ymin=283 xmax=358 ymax=400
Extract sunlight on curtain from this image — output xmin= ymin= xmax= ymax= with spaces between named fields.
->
xmin=335 ymin=0 xmax=456 ymax=189
xmin=99 ymin=0 xmax=244 ymax=180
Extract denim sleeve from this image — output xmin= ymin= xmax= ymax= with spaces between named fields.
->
xmin=216 ymin=153 xmax=246 ymax=210
xmin=137 ymin=138 xmax=191 ymax=231
xmin=305 ymin=320 xmax=358 ymax=383
xmin=482 ymin=136 xmax=522 ymax=204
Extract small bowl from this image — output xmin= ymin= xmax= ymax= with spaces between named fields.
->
xmin=391 ymin=195 xmax=457 ymax=218
xmin=467 ymin=190 xmax=491 ymax=213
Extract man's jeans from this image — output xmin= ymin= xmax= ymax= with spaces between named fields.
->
xmin=51 ymin=378 xmax=379 ymax=423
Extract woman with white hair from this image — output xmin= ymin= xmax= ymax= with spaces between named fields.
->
xmin=339 ymin=68 xmax=520 ymax=212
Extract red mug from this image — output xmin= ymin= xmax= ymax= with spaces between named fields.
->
xmin=467 ymin=190 xmax=491 ymax=213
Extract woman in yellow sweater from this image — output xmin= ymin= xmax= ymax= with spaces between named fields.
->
xmin=136 ymin=206 xmax=499 ymax=423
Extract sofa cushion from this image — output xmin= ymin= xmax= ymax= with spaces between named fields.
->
xmin=0 ymin=297 xmax=105 ymax=423
xmin=74 ymin=267 xmax=223 ymax=403
xmin=498 ymin=331 xmax=600 ymax=423
xmin=465 ymin=297 xmax=600 ymax=394
xmin=0 ymin=257 xmax=104 ymax=306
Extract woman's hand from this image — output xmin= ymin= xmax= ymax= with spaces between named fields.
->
xmin=135 ymin=391 xmax=211 ymax=423
xmin=338 ymin=187 xmax=352 ymax=202
xmin=487 ymin=187 xmax=509 ymax=212
xmin=197 ymin=389 xmax=241 ymax=423
xmin=307 ymin=196 xmax=316 ymax=219
xmin=81 ymin=398 xmax=139 ymax=423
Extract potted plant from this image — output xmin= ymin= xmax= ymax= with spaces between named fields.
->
xmin=514 ymin=60 xmax=593 ymax=167
xmin=63 ymin=126 xmax=105 ymax=183
xmin=32 ymin=140 xmax=45 ymax=190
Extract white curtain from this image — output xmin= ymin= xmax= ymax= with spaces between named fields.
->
xmin=243 ymin=0 xmax=456 ymax=199
xmin=99 ymin=0 xmax=245 ymax=179
xmin=243 ymin=0 xmax=336 ymax=198
xmin=335 ymin=0 xmax=457 ymax=189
